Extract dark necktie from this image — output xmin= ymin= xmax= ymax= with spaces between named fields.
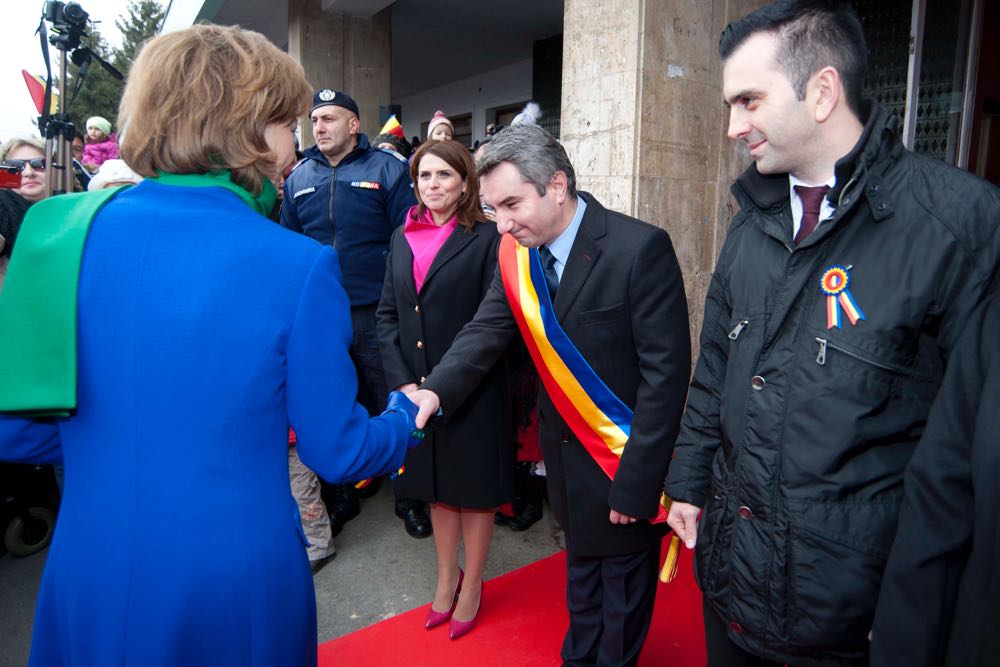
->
xmin=539 ymin=246 xmax=559 ymax=299
xmin=793 ymin=184 xmax=830 ymax=247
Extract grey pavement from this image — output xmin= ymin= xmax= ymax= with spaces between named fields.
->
xmin=0 ymin=482 xmax=563 ymax=665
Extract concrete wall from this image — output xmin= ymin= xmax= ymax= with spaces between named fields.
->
xmin=288 ymin=0 xmax=392 ymax=147
xmin=561 ymin=0 xmax=768 ymax=355
xmin=391 ymin=59 xmax=534 ymax=144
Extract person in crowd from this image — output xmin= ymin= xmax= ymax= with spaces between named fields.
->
xmin=81 ymin=116 xmax=119 ymax=171
xmin=0 ymin=135 xmax=48 ymax=290
xmin=427 ymin=110 xmax=454 ymax=141
xmin=373 ymin=114 xmax=412 ymax=159
xmin=663 ymin=2 xmax=1000 ymax=665
xmin=280 ymin=88 xmax=428 ymax=539
xmin=406 ymin=123 xmax=691 ymax=666
xmin=71 ymin=134 xmax=91 ymax=190
xmin=0 ymin=25 xmax=423 ymax=667
xmin=869 ymin=293 xmax=1000 ymax=667
xmin=269 ymin=144 xmax=337 ymax=575
xmin=377 ymin=139 xmax=512 ymax=639
xmin=86 ymin=158 xmax=143 ymax=191
xmin=71 ymin=134 xmax=84 ymax=162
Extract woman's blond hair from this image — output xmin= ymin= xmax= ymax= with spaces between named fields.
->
xmin=118 ymin=24 xmax=311 ymax=196
xmin=0 ymin=135 xmax=46 ymax=162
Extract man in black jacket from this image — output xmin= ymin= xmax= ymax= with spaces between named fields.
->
xmin=664 ymin=2 xmax=1000 ymax=665
xmin=408 ymin=124 xmax=691 ymax=666
xmin=870 ymin=293 xmax=1000 ymax=667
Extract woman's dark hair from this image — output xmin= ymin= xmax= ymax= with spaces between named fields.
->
xmin=409 ymin=140 xmax=483 ymax=232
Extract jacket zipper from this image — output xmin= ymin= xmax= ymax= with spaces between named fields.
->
xmin=815 ymin=337 xmax=897 ymax=373
xmin=729 ymin=319 xmax=750 ymax=340
xmin=328 ymin=167 xmax=336 ymax=247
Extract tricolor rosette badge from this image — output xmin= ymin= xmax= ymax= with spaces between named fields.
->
xmin=820 ymin=265 xmax=865 ymax=328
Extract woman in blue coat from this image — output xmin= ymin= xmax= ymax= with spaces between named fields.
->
xmin=0 ymin=25 xmax=420 ymax=667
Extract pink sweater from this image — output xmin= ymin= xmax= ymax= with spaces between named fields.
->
xmin=403 ymin=206 xmax=458 ymax=293
xmin=82 ymin=133 xmax=119 ymax=168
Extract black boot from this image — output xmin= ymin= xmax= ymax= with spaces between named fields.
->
xmin=394 ymin=499 xmax=432 ymax=538
xmin=323 ymin=482 xmax=360 ymax=537
xmin=508 ymin=468 xmax=545 ymax=532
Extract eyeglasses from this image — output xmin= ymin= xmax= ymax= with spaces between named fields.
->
xmin=2 ymin=158 xmax=46 ymax=172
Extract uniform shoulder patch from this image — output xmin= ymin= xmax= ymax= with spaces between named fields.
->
xmin=377 ymin=147 xmax=408 ymax=162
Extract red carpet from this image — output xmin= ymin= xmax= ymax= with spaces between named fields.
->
xmin=319 ymin=539 xmax=705 ymax=666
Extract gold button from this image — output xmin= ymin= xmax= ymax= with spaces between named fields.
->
xmin=416 ymin=340 xmax=424 ymax=349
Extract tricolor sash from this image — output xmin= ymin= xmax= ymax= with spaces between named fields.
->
xmin=497 ymin=234 xmax=680 ymax=582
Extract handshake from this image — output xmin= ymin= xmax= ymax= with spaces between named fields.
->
xmin=383 ymin=386 xmax=442 ymax=448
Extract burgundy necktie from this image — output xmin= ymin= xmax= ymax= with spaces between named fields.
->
xmin=793 ymin=184 xmax=830 ymax=247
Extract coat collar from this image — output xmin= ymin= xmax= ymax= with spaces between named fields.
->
xmin=554 ymin=191 xmax=606 ymax=319
xmin=396 ymin=222 xmax=480 ymax=299
xmin=732 ymin=100 xmax=901 ymax=219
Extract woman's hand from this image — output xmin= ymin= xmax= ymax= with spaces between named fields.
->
xmin=396 ymin=383 xmax=419 ymax=394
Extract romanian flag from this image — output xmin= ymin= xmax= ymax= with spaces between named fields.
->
xmin=22 ymin=70 xmax=57 ymax=114
xmin=497 ymin=234 xmax=681 ymax=582
xmin=378 ymin=114 xmax=405 ymax=140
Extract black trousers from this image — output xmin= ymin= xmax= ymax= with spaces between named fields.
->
xmin=561 ymin=543 xmax=661 ymax=667
xmin=703 ymin=601 xmax=784 ymax=667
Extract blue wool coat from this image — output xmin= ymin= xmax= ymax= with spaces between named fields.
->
xmin=0 ymin=180 xmax=412 ymax=667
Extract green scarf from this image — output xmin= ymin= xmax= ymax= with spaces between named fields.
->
xmin=0 ymin=172 xmax=275 ymax=416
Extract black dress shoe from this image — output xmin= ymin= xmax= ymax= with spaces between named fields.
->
xmin=508 ymin=502 xmax=543 ymax=532
xmin=310 ymin=551 xmax=337 ymax=575
xmin=326 ymin=483 xmax=360 ymax=534
xmin=395 ymin=504 xmax=432 ymax=538
xmin=493 ymin=511 xmax=511 ymax=526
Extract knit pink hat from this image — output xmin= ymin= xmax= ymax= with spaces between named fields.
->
xmin=427 ymin=110 xmax=454 ymax=136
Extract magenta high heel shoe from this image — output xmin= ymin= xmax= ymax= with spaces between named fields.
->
xmin=425 ymin=569 xmax=464 ymax=629
xmin=449 ymin=580 xmax=484 ymax=640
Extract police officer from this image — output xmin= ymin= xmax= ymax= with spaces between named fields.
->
xmin=281 ymin=89 xmax=430 ymax=539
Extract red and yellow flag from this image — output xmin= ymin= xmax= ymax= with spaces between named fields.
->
xmin=378 ymin=114 xmax=405 ymax=139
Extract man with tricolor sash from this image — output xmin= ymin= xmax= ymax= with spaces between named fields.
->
xmin=407 ymin=123 xmax=691 ymax=666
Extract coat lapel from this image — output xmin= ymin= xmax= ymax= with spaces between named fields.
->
xmin=394 ymin=232 xmax=418 ymax=301
xmin=555 ymin=194 xmax=606 ymax=320
xmin=422 ymin=226 xmax=476 ymax=290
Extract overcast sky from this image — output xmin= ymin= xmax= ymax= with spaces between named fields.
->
xmin=1 ymin=1 xmax=134 ymax=140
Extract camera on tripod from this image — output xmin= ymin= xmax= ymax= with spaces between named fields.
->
xmin=43 ymin=2 xmax=90 ymax=51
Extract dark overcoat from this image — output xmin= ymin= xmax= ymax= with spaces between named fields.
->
xmin=376 ymin=219 xmax=513 ymax=507
xmin=423 ymin=193 xmax=691 ymax=556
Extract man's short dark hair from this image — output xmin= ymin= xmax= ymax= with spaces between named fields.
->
xmin=720 ymin=0 xmax=867 ymax=118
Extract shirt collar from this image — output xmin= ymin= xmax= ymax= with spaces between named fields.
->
xmin=546 ymin=195 xmax=587 ymax=266
xmin=788 ymin=173 xmax=836 ymax=199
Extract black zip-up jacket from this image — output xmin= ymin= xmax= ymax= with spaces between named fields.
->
xmin=871 ymin=292 xmax=1000 ymax=667
xmin=280 ymin=134 xmax=415 ymax=308
xmin=664 ymin=101 xmax=1000 ymax=666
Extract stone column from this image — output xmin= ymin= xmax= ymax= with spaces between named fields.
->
xmin=287 ymin=0 xmax=391 ymax=148
xmin=560 ymin=0 xmax=768 ymax=353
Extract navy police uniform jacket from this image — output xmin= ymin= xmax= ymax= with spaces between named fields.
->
xmin=281 ymin=133 xmax=415 ymax=307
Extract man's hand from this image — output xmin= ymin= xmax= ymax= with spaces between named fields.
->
xmin=609 ymin=510 xmax=637 ymax=525
xmin=667 ymin=501 xmax=702 ymax=549
xmin=396 ymin=383 xmax=419 ymax=394
xmin=405 ymin=389 xmax=440 ymax=429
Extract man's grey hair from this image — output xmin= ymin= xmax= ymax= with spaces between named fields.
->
xmin=476 ymin=124 xmax=577 ymax=197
